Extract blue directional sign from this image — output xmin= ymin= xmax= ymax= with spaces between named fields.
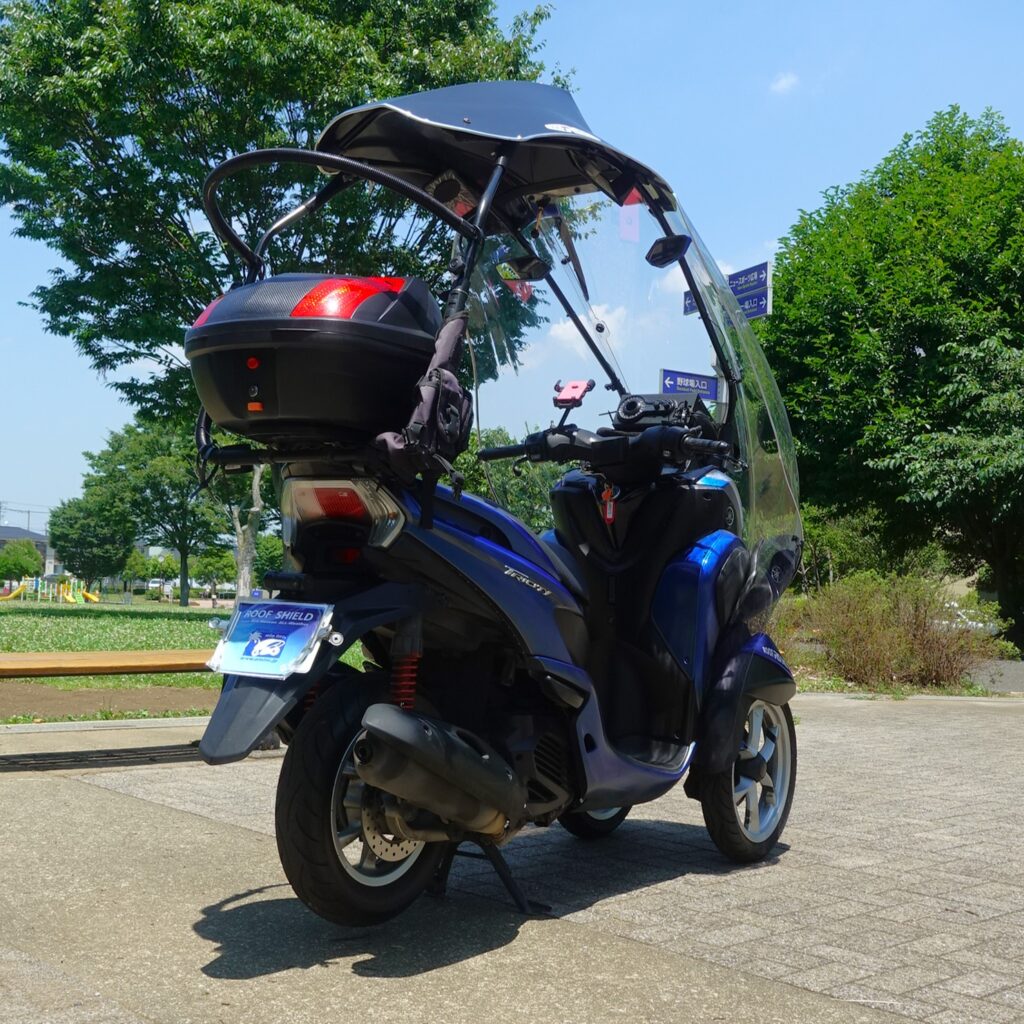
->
xmin=728 ymin=262 xmax=770 ymax=297
xmin=683 ymin=261 xmax=772 ymax=320
xmin=736 ymin=289 xmax=770 ymax=319
xmin=660 ymin=369 xmax=719 ymax=401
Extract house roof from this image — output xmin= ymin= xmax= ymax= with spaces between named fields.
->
xmin=0 ymin=525 xmax=48 ymax=544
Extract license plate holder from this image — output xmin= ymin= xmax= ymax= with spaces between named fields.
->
xmin=208 ymin=600 xmax=334 ymax=680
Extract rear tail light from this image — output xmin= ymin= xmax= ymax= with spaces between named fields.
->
xmin=281 ymin=479 xmax=405 ymax=548
xmin=290 ymin=277 xmax=405 ymax=319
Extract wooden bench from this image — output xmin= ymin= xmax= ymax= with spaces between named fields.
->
xmin=0 ymin=650 xmax=215 ymax=678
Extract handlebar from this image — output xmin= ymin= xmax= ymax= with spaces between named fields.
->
xmin=477 ymin=443 xmax=528 ymax=462
xmin=477 ymin=424 xmax=732 ymax=470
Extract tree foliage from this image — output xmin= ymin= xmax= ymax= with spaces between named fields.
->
xmin=253 ymin=532 xmax=284 ymax=587
xmin=0 ymin=538 xmax=43 ymax=581
xmin=0 ymin=0 xmax=554 ymax=411
xmin=758 ymin=107 xmax=1024 ymax=629
xmin=192 ymin=547 xmax=237 ymax=589
xmin=456 ymin=427 xmax=562 ymax=534
xmin=82 ymin=418 xmax=227 ymax=604
xmin=47 ymin=491 xmax=135 ymax=587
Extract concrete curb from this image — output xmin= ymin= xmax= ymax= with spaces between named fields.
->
xmin=0 ymin=715 xmax=211 ymax=734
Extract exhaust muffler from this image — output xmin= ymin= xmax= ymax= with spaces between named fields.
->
xmin=353 ymin=704 xmax=526 ymax=839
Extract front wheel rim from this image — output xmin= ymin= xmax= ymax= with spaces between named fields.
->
xmin=732 ymin=701 xmax=791 ymax=844
xmin=584 ymin=807 xmax=624 ymax=821
xmin=330 ymin=734 xmax=426 ymax=888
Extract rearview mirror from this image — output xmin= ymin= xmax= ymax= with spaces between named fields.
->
xmin=499 ymin=255 xmax=552 ymax=281
xmin=645 ymin=234 xmax=692 ymax=268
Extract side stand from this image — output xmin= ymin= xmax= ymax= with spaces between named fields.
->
xmin=428 ymin=839 xmax=550 ymax=915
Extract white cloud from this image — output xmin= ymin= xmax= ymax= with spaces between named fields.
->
xmin=546 ymin=304 xmax=629 ymax=361
xmin=717 ymin=260 xmax=736 ymax=277
xmin=769 ymin=71 xmax=799 ymax=95
xmin=656 ymin=266 xmax=686 ymax=297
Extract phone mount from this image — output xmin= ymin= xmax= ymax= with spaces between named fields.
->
xmin=553 ymin=379 xmax=595 ymax=409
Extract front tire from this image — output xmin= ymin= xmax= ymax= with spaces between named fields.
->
xmin=274 ymin=669 xmax=447 ymax=926
xmin=559 ymin=805 xmax=631 ymax=839
xmin=700 ymin=699 xmax=796 ymax=863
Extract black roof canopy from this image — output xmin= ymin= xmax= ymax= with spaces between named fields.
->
xmin=315 ymin=81 xmax=674 ymax=231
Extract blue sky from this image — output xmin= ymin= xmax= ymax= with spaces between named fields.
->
xmin=2 ymin=0 xmax=1023 ymax=529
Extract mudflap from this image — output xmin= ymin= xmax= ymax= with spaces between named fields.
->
xmin=198 ymin=582 xmax=423 ymax=765
xmin=689 ymin=624 xmax=796 ymax=783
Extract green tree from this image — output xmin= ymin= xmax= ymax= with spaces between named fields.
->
xmin=0 ymin=0 xmax=554 ymax=412
xmin=211 ymin=462 xmax=273 ymax=599
xmin=192 ymin=547 xmax=237 ymax=605
xmin=47 ymin=491 xmax=134 ymax=589
xmin=253 ymin=533 xmax=284 ymax=588
xmin=121 ymin=549 xmax=151 ymax=588
xmin=758 ymin=107 xmax=1024 ymax=629
xmin=0 ymin=538 xmax=43 ymax=581
xmin=84 ymin=419 xmax=227 ymax=605
xmin=456 ymin=427 xmax=562 ymax=534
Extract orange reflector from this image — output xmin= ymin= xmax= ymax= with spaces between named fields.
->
xmin=247 ymin=401 xmax=264 ymax=412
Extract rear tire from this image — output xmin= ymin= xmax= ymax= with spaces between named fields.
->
xmin=274 ymin=668 xmax=446 ymax=926
xmin=559 ymin=805 xmax=630 ymax=839
xmin=700 ymin=699 xmax=796 ymax=863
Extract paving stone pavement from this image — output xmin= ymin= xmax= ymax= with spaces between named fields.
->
xmin=76 ymin=693 xmax=1024 ymax=1023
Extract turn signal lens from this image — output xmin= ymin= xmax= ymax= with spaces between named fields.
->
xmin=290 ymin=277 xmax=405 ymax=319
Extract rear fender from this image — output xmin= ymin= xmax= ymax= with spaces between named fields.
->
xmin=694 ymin=627 xmax=795 ymax=776
xmin=198 ymin=582 xmax=424 ymax=765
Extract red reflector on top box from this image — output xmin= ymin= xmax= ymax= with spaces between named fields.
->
xmin=291 ymin=277 xmax=406 ymax=319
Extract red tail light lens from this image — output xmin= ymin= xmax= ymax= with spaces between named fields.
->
xmin=281 ymin=479 xmax=406 ymax=549
xmin=290 ymin=277 xmax=405 ymax=319
xmin=191 ymin=295 xmax=224 ymax=328
xmin=312 ymin=486 xmax=369 ymax=522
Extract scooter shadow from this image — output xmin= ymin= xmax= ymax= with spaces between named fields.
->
xmin=194 ymin=818 xmax=789 ymax=980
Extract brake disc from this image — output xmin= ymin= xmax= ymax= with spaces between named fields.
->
xmin=360 ymin=794 xmax=419 ymax=862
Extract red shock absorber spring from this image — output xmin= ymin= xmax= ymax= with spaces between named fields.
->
xmin=390 ymin=654 xmax=421 ymax=709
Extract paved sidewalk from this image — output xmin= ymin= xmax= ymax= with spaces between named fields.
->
xmin=2 ymin=694 xmax=1022 ymax=1023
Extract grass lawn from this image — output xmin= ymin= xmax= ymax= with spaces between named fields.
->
xmin=0 ymin=604 xmax=228 ymax=691
xmin=0 ymin=605 xmax=364 ymax=724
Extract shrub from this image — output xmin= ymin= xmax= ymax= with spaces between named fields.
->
xmin=805 ymin=572 xmax=1006 ymax=688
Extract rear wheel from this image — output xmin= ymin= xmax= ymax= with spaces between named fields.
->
xmin=559 ymin=805 xmax=631 ymax=839
xmin=700 ymin=699 xmax=796 ymax=863
xmin=274 ymin=669 xmax=446 ymax=926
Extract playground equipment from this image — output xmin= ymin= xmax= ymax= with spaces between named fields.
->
xmin=0 ymin=578 xmax=102 ymax=604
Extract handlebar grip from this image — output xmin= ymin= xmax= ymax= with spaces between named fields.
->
xmin=477 ymin=444 xmax=527 ymax=462
xmin=682 ymin=437 xmax=733 ymax=455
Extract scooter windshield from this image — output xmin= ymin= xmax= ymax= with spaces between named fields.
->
xmin=468 ymin=190 xmax=802 ymax=601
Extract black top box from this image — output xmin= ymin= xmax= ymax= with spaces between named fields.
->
xmin=185 ymin=273 xmax=441 ymax=443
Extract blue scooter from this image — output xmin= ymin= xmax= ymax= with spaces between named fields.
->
xmin=188 ymin=81 xmax=803 ymax=926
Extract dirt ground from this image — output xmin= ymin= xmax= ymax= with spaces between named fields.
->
xmin=0 ymin=681 xmax=214 ymax=720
